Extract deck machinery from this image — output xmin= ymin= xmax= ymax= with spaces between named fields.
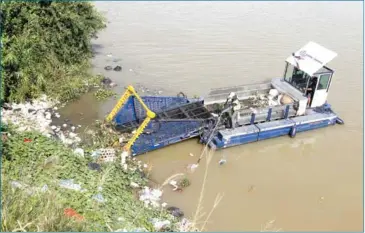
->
xmin=107 ymin=42 xmax=344 ymax=156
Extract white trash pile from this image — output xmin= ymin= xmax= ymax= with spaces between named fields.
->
xmin=1 ymin=94 xmax=82 ymax=145
xmin=139 ymin=186 xmax=163 ymax=208
xmin=245 ymin=88 xmax=293 ymax=109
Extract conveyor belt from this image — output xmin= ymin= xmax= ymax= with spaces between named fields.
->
xmin=115 ymin=101 xmax=214 ymax=132
xmin=155 ymin=101 xmax=212 ymax=120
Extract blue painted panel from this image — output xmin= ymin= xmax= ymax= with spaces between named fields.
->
xmin=296 ymin=120 xmax=332 ymax=133
xmin=211 ymin=132 xmax=258 ymax=149
xmin=114 ymin=97 xmax=137 ymax=125
xmin=113 ymin=96 xmax=190 ymax=125
xmin=131 ymin=120 xmax=204 ymax=155
xmin=211 ymin=137 xmax=225 ymax=148
xmin=256 ymin=119 xmax=294 ymax=132
xmin=257 ymin=127 xmax=292 ymax=140
xmin=133 ymin=96 xmax=190 ymax=120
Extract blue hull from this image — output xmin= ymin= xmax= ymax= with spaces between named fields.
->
xmin=209 ymin=110 xmax=339 ymax=150
xmin=113 ymin=92 xmax=343 ymax=156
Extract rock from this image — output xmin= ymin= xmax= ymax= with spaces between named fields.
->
xmin=104 ymin=66 xmax=113 ymax=71
xmin=101 ymin=77 xmax=112 ymax=85
xmin=113 ymin=65 xmax=122 ymax=71
xmin=71 ymin=126 xmax=76 ymax=131
xmin=62 ymin=124 xmax=67 ymax=128
xmin=88 ymin=162 xmax=101 ymax=171
xmin=167 ymin=206 xmax=184 ymax=218
xmin=51 ymin=125 xmax=57 ymax=130
xmin=28 ymin=108 xmax=36 ymax=113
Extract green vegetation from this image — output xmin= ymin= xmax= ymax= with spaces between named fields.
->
xmin=0 ymin=1 xmax=106 ymax=102
xmin=178 ymin=177 xmax=191 ymax=188
xmin=94 ymin=88 xmax=117 ymax=101
xmin=1 ymin=124 xmax=177 ymax=232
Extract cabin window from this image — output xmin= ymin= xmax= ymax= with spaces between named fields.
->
xmin=317 ymin=73 xmax=332 ymax=90
xmin=284 ymin=63 xmax=294 ymax=83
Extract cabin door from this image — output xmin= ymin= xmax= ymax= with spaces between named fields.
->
xmin=310 ymin=73 xmax=332 ymax=108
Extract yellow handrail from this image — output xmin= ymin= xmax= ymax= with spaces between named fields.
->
xmin=105 ymin=85 xmax=156 ymax=152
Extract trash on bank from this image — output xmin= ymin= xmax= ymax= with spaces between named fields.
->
xmin=139 ymin=187 xmax=162 ymax=208
xmin=59 ymin=179 xmax=86 ymax=192
xmin=150 ymin=218 xmax=171 ymax=231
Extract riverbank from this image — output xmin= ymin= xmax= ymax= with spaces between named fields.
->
xmin=1 ymin=96 xmax=198 ymax=232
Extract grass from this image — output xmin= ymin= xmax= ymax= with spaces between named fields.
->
xmin=1 ymin=125 xmax=179 ymax=232
xmin=1 ymin=179 xmax=87 ymax=232
xmin=94 ymin=88 xmax=117 ymax=101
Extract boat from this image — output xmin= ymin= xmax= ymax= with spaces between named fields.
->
xmin=106 ymin=41 xmax=344 ymax=156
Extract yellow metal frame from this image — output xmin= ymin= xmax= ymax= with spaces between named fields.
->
xmin=106 ymin=85 xmax=156 ymax=151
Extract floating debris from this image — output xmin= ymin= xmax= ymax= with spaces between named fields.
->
xmin=219 ymin=159 xmax=227 ymax=165
xmin=187 ymin=164 xmax=199 ymax=173
xmin=169 ymin=180 xmax=179 ymax=191
xmin=248 ymin=185 xmax=256 ymax=193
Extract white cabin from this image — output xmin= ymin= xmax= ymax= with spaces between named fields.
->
xmin=271 ymin=41 xmax=337 ymax=115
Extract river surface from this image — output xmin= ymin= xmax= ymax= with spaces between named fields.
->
xmin=62 ymin=2 xmax=363 ymax=231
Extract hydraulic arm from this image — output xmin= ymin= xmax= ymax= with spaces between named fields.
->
xmin=106 ymin=85 xmax=156 ymax=151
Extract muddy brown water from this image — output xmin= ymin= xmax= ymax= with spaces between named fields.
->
xmin=60 ymin=2 xmax=363 ymax=231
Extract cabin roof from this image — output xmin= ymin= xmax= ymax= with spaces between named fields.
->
xmin=286 ymin=41 xmax=337 ymax=76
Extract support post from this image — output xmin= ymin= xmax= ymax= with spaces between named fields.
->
xmin=284 ymin=105 xmax=290 ymax=119
xmin=250 ymin=113 xmax=256 ymax=125
xmin=267 ymin=108 xmax=272 ymax=121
